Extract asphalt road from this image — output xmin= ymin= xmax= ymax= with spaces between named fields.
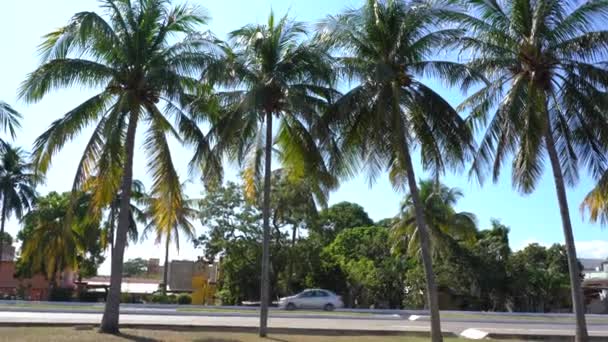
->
xmin=0 ymin=310 xmax=607 ymax=339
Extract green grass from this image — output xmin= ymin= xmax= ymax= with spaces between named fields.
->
xmin=6 ymin=304 xmax=103 ymax=311
xmin=440 ymin=312 xmax=608 ymax=324
xmin=0 ymin=327 xmax=519 ymax=342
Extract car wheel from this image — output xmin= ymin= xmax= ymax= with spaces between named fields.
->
xmin=286 ymin=303 xmax=296 ymax=311
xmin=323 ymin=303 xmax=335 ymax=311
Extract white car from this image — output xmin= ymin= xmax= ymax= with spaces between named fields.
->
xmin=278 ymin=289 xmax=344 ymax=311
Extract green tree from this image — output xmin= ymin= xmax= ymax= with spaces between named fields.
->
xmin=0 ymin=145 xmax=37 ymax=264
xmin=142 ymin=183 xmax=198 ymax=295
xmin=473 ymin=220 xmax=511 ymax=311
xmin=508 ymin=243 xmax=572 ymax=313
xmin=317 ymin=202 xmax=373 ymax=241
xmin=455 ymin=1 xmax=608 ymax=338
xmin=195 ymin=182 xmax=264 ymax=304
xmin=325 ymin=226 xmax=406 ymax=308
xmin=269 ymin=170 xmax=322 ymax=293
xmin=204 ymin=11 xmax=337 ymax=336
xmin=392 ymin=180 xmax=477 ymax=257
xmin=0 ymin=232 xmax=12 ymax=246
xmin=19 ymin=191 xmax=103 ymax=282
xmin=20 ymin=0 xmax=215 ymax=333
xmin=317 ymin=2 xmax=474 ymax=339
xmin=122 ymin=258 xmax=148 ymax=277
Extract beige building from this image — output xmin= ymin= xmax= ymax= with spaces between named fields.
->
xmin=168 ymin=259 xmax=218 ymax=292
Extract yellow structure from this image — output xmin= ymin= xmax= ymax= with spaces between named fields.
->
xmin=191 ymin=275 xmax=216 ymax=305
xmin=190 ymin=262 xmax=218 ymax=305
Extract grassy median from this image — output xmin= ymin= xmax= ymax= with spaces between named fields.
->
xmin=0 ymin=326 xmax=517 ymax=341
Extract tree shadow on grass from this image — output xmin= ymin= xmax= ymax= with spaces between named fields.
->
xmin=193 ymin=339 xmax=289 ymax=342
xmin=115 ymin=332 xmax=159 ymax=342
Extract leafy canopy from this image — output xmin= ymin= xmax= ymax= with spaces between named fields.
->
xmin=20 ymin=0 xmax=220 ymax=212
xmin=454 ymin=0 xmax=608 ymax=192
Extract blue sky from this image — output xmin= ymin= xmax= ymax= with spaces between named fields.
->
xmin=1 ymin=0 xmax=606 ymax=274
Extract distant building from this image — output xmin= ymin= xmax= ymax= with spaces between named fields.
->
xmin=581 ymin=258 xmax=608 ymax=314
xmin=580 ymin=258 xmax=606 ymax=276
xmin=0 ymin=261 xmax=74 ymax=300
xmin=584 ymin=259 xmax=608 ymax=280
xmin=0 ymin=243 xmax=15 ymax=262
xmin=147 ymin=258 xmax=161 ymax=275
xmin=82 ymin=276 xmax=160 ymax=295
xmin=167 ymin=259 xmax=218 ymax=292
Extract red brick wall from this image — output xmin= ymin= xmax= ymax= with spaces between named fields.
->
xmin=0 ymin=261 xmax=51 ymax=300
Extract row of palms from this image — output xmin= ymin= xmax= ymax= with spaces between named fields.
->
xmin=0 ymin=140 xmax=196 ymax=296
xmin=3 ymin=0 xmax=606 ymax=341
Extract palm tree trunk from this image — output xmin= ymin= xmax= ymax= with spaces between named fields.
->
xmin=100 ymin=112 xmax=138 ymax=334
xmin=288 ymin=224 xmax=296 ymax=293
xmin=109 ymin=207 xmax=116 ymax=261
xmin=259 ymin=109 xmax=273 ymax=337
xmin=544 ymin=118 xmax=588 ymax=342
xmin=402 ymin=148 xmax=443 ymax=342
xmin=162 ymin=234 xmax=170 ymax=295
xmin=0 ymin=196 xmax=7 ymax=269
xmin=392 ymin=81 xmax=442 ymax=342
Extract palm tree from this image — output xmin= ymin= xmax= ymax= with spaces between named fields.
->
xmin=454 ymin=1 xmax=608 ymax=339
xmin=392 ymin=180 xmax=477 ymax=257
xmin=203 ymin=11 xmax=337 ymax=336
xmin=0 ymin=102 xmax=21 ymax=149
xmin=581 ymin=172 xmax=608 ymax=225
xmin=0 ymin=145 xmax=37 ymax=264
xmin=20 ymin=0 xmax=218 ymax=333
xmin=99 ymin=179 xmax=148 ymax=260
xmin=317 ymin=2 xmax=474 ymax=340
xmin=142 ymin=183 xmax=198 ymax=295
xmin=20 ymin=191 xmax=99 ymax=283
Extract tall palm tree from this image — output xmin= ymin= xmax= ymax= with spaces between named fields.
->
xmin=0 ymin=102 xmax=21 ymax=149
xmin=454 ymin=1 xmax=608 ymax=339
xmin=0 ymin=103 xmax=24 ymax=263
xmin=392 ymin=180 xmax=477 ymax=257
xmin=142 ymin=183 xmax=198 ymax=295
xmin=317 ymin=2 xmax=474 ymax=340
xmin=0 ymin=145 xmax=37 ymax=264
xmin=20 ymin=0 xmax=218 ymax=333
xmin=203 ymin=11 xmax=338 ymax=336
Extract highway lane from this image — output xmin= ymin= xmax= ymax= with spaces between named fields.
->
xmin=0 ymin=310 xmax=607 ymax=339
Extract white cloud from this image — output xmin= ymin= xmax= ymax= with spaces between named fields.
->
xmin=575 ymin=240 xmax=608 ymax=259
xmin=514 ymin=239 xmax=608 ymax=260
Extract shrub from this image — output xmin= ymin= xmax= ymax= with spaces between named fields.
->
xmin=177 ymin=294 xmax=192 ymax=305
xmin=168 ymin=294 xmax=177 ymax=304
xmin=120 ymin=293 xmax=134 ymax=303
xmin=150 ymin=293 xmax=169 ymax=304
xmin=79 ymin=291 xmax=101 ymax=303
xmin=49 ymin=287 xmax=74 ymax=302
